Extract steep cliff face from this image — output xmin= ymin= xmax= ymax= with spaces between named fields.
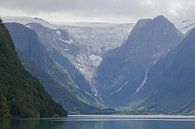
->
xmin=6 ymin=23 xmax=103 ymax=113
xmin=94 ymin=16 xmax=183 ymax=107
xmin=0 ymin=20 xmax=66 ymax=118
xmin=5 ymin=16 xmax=195 ymax=115
xmin=3 ymin=16 xmax=134 ymax=95
xmin=26 ymin=23 xmax=93 ymax=95
xmin=128 ymin=28 xmax=195 ymax=114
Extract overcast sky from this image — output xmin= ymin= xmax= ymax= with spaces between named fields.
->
xmin=0 ymin=0 xmax=194 ymax=23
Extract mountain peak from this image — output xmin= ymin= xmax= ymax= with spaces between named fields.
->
xmin=129 ymin=15 xmax=178 ymax=40
xmin=2 ymin=16 xmax=51 ymax=28
xmin=129 ymin=19 xmax=152 ymax=35
xmin=136 ymin=18 xmax=152 ymax=27
xmin=152 ymin=15 xmax=172 ymax=25
xmin=153 ymin=15 xmax=167 ymax=20
xmin=132 ymin=15 xmax=173 ymax=32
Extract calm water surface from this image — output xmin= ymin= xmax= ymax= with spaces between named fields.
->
xmin=1 ymin=115 xmax=195 ymax=129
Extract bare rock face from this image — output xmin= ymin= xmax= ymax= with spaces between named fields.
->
xmin=129 ymin=28 xmax=195 ymax=114
xmin=94 ymin=15 xmax=183 ymax=107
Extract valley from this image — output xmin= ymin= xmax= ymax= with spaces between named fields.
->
xmin=1 ymin=15 xmax=195 ymax=115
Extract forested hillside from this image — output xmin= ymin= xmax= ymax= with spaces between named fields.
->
xmin=0 ymin=19 xmax=67 ymax=118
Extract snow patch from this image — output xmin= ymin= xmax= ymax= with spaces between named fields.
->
xmin=136 ymin=67 xmax=150 ymax=93
xmin=175 ymin=19 xmax=195 ymax=34
xmin=89 ymin=55 xmax=102 ymax=67
xmin=56 ymin=30 xmax=61 ymax=36
xmin=99 ymin=96 xmax=104 ymax=104
xmin=111 ymin=81 xmax=128 ymax=95
xmin=59 ymin=38 xmax=73 ymax=44
xmin=64 ymin=48 xmax=69 ymax=51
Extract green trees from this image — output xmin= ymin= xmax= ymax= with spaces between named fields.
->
xmin=0 ymin=20 xmax=67 ymax=118
xmin=0 ymin=95 xmax=9 ymax=117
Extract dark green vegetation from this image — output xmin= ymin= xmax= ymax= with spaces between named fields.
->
xmin=0 ymin=19 xmax=67 ymax=118
xmin=3 ymin=15 xmax=195 ymax=116
xmin=6 ymin=23 xmax=104 ymax=113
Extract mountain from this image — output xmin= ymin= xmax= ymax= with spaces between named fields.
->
xmin=128 ymin=28 xmax=195 ymax=114
xmin=94 ymin=15 xmax=183 ymax=107
xmin=175 ymin=19 xmax=195 ymax=34
xmin=3 ymin=16 xmax=134 ymax=94
xmin=2 ymin=16 xmax=50 ymax=27
xmin=27 ymin=22 xmax=134 ymax=95
xmin=55 ymin=22 xmax=134 ymax=84
xmin=26 ymin=23 xmax=93 ymax=94
xmin=5 ymin=23 xmax=103 ymax=113
xmin=0 ymin=19 xmax=66 ymax=118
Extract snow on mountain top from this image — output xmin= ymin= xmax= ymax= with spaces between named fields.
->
xmin=58 ymin=22 xmax=134 ymax=28
xmin=0 ymin=16 xmax=135 ymax=84
xmin=2 ymin=16 xmax=55 ymax=29
xmin=2 ymin=16 xmax=48 ymax=25
xmin=175 ymin=19 xmax=195 ymax=34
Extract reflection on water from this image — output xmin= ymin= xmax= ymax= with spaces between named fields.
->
xmin=1 ymin=115 xmax=195 ymax=129
xmin=0 ymin=120 xmax=63 ymax=129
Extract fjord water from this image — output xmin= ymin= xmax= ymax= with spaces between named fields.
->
xmin=1 ymin=115 xmax=195 ymax=129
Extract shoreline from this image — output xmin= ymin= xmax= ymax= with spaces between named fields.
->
xmin=1 ymin=114 xmax=195 ymax=122
xmin=69 ymin=114 xmax=195 ymax=119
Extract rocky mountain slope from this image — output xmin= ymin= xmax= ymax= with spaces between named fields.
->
xmin=94 ymin=16 xmax=183 ymax=107
xmin=0 ymin=19 xmax=66 ymax=118
xmin=3 ymin=17 xmax=134 ymax=93
xmin=175 ymin=19 xmax=195 ymax=34
xmin=128 ymin=28 xmax=195 ymax=114
xmin=6 ymin=23 xmax=103 ymax=113
xmin=4 ymin=16 xmax=195 ymax=115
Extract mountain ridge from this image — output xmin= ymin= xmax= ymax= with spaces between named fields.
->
xmin=127 ymin=28 xmax=195 ymax=114
xmin=6 ymin=22 xmax=104 ymax=113
xmin=0 ymin=19 xmax=66 ymax=118
xmin=94 ymin=15 xmax=183 ymax=107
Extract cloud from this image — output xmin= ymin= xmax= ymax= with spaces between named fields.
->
xmin=0 ymin=0 xmax=194 ymax=23
xmin=140 ymin=0 xmax=154 ymax=5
